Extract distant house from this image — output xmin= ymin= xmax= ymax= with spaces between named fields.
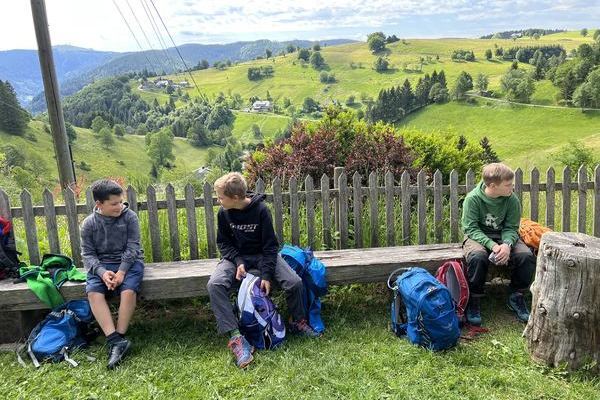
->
xmin=153 ymin=78 xmax=173 ymax=88
xmin=251 ymin=100 xmax=273 ymax=112
xmin=138 ymin=79 xmax=154 ymax=90
xmin=194 ymin=166 xmax=210 ymax=180
xmin=178 ymin=81 xmax=190 ymax=88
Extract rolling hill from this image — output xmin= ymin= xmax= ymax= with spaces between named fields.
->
xmin=0 ymin=39 xmax=355 ymax=113
xmin=152 ymin=32 xmax=591 ymax=106
xmin=0 ymin=120 xmax=211 ymax=201
xmin=133 ymin=31 xmax=598 ymax=173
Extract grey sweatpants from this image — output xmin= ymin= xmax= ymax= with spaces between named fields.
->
xmin=207 ymin=254 xmax=305 ymax=334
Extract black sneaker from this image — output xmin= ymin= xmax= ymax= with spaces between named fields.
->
xmin=107 ymin=338 xmax=132 ymax=369
xmin=507 ymin=292 xmax=530 ymax=323
xmin=466 ymin=297 xmax=482 ymax=326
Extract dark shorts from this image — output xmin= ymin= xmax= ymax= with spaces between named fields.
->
xmin=85 ymin=260 xmax=144 ymax=296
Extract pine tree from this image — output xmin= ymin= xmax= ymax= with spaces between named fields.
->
xmin=399 ymin=79 xmax=414 ymax=113
xmin=438 ymin=71 xmax=447 ymax=88
xmin=480 ymin=136 xmax=500 ymax=163
xmin=457 ymin=135 xmax=468 ymax=150
xmin=0 ymin=80 xmax=29 ymax=135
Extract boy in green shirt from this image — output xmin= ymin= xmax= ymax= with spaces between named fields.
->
xmin=461 ymin=163 xmax=535 ymax=326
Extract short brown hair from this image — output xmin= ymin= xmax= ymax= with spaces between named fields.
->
xmin=482 ymin=163 xmax=514 ymax=186
xmin=214 ymin=172 xmax=247 ymax=198
xmin=91 ymin=179 xmax=123 ymax=202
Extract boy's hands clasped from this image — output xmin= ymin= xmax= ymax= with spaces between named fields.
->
xmin=491 ymin=243 xmax=511 ymax=265
xmin=102 ymin=270 xmax=126 ymax=290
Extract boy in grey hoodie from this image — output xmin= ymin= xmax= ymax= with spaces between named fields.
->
xmin=81 ymin=179 xmax=144 ymax=369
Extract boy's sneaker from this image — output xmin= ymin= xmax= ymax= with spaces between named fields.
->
xmin=508 ymin=292 xmax=530 ymax=323
xmin=466 ymin=297 xmax=482 ymax=326
xmin=228 ymin=335 xmax=254 ymax=368
xmin=289 ymin=319 xmax=321 ymax=338
xmin=107 ymin=338 xmax=131 ymax=370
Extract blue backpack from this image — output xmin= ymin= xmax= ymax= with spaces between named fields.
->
xmin=238 ymin=273 xmax=286 ymax=350
xmin=280 ymin=244 xmax=327 ymax=333
xmin=388 ymin=267 xmax=460 ymax=351
xmin=19 ymin=299 xmax=95 ymax=367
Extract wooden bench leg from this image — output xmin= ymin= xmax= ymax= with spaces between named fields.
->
xmin=0 ymin=310 xmax=47 ymax=344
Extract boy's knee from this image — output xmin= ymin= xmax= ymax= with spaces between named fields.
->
xmin=466 ymin=251 xmax=488 ymax=265
xmin=207 ymin=277 xmax=225 ymax=295
xmin=120 ymin=289 xmax=137 ymax=298
xmin=512 ymin=251 xmax=536 ymax=268
xmin=88 ymin=291 xmax=105 ymax=301
xmin=285 ymin=276 xmax=303 ymax=292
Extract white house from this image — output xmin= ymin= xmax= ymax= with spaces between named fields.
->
xmin=251 ymin=100 xmax=273 ymax=112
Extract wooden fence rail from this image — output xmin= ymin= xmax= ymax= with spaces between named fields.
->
xmin=1 ymin=166 xmax=600 ymax=268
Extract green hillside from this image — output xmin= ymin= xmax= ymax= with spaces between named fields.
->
xmin=144 ymin=31 xmax=592 ymax=107
xmin=3 ymin=31 xmax=594 ymax=198
xmin=0 ymin=120 xmax=210 ymax=200
xmin=400 ymin=100 xmax=600 ymax=173
xmin=231 ymin=111 xmax=293 ymax=143
xmin=129 ymin=31 xmax=600 ymax=175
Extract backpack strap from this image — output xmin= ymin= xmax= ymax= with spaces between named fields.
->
xmin=61 ymin=348 xmax=78 ymax=367
xmin=27 ymin=342 xmax=41 ymax=368
xmin=386 ymin=267 xmax=411 ymax=290
xmin=52 ymin=268 xmax=69 ymax=288
xmin=239 ymin=274 xmax=259 ymax=314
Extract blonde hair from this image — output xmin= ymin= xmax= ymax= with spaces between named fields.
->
xmin=214 ymin=172 xmax=247 ymax=198
xmin=482 ymin=163 xmax=514 ymax=186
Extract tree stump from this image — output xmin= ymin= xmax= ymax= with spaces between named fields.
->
xmin=524 ymin=232 xmax=600 ymax=371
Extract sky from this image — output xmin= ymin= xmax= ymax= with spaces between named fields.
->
xmin=1 ymin=0 xmax=599 ymax=52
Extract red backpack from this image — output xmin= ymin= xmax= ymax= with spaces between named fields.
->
xmin=435 ymin=260 xmax=469 ymax=322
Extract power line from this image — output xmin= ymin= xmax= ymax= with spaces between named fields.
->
xmin=139 ymin=0 xmax=180 ymax=73
xmin=147 ymin=0 xmax=204 ymax=99
xmin=124 ymin=0 xmax=167 ymax=73
xmin=111 ymin=0 xmax=157 ymax=72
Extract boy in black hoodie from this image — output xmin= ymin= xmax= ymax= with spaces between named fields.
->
xmin=207 ymin=172 xmax=319 ymax=368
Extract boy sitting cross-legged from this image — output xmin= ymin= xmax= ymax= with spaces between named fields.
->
xmin=81 ymin=179 xmax=144 ymax=369
xmin=207 ymin=172 xmax=320 ymax=368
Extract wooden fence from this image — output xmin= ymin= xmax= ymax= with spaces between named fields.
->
xmin=1 ymin=166 xmax=599 ymax=268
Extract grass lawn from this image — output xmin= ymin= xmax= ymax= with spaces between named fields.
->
xmin=0 ymin=121 xmax=210 ymax=201
xmin=138 ymin=31 xmax=592 ymax=109
xmin=400 ymin=99 xmax=600 ymax=174
xmin=231 ymin=111 xmax=293 ymax=143
xmin=1 ymin=284 xmax=598 ymax=399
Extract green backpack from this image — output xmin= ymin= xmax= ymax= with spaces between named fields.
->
xmin=18 ymin=254 xmax=86 ymax=308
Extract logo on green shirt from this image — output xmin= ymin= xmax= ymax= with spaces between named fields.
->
xmin=485 ymin=213 xmax=499 ymax=230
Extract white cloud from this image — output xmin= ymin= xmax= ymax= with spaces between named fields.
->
xmin=0 ymin=0 xmax=598 ymax=51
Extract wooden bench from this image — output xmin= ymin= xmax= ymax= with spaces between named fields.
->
xmin=0 ymin=243 xmax=463 ymax=343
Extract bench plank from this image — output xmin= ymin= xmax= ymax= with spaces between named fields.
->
xmin=0 ymin=244 xmax=463 ymax=312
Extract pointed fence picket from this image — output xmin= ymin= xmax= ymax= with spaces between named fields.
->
xmin=2 ymin=165 xmax=600 ymax=265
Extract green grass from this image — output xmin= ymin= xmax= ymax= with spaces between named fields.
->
xmin=0 ymin=121 xmax=210 ymax=201
xmin=231 ymin=111 xmax=293 ymax=143
xmin=531 ymin=80 xmax=560 ymax=106
xmin=400 ymin=99 xmax=600 ymax=174
xmin=1 ymin=284 xmax=598 ymax=399
xmin=146 ymin=32 xmax=592 ymax=108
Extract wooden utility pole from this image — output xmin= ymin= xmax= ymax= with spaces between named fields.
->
xmin=30 ymin=0 xmax=75 ymax=189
